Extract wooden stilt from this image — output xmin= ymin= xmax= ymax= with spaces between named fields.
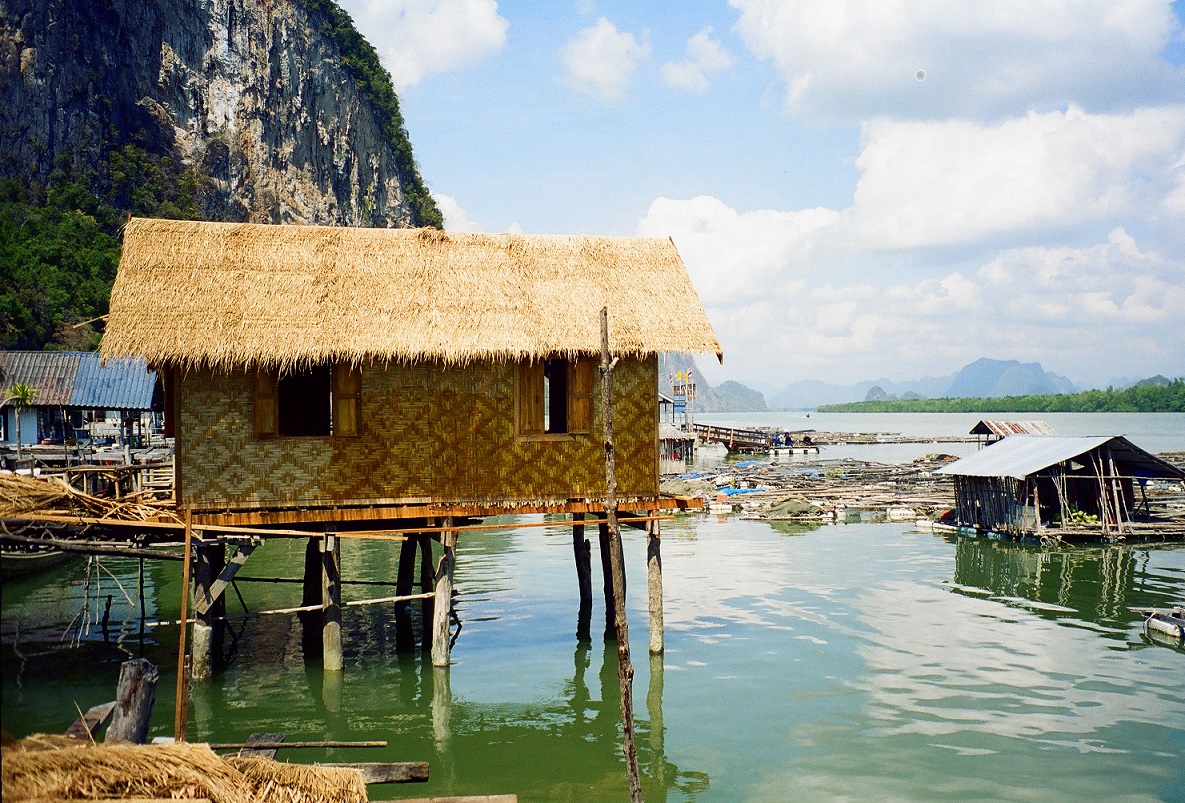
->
xmin=598 ymin=521 xmax=615 ymax=639
xmin=419 ymin=533 xmax=435 ymax=651
xmin=573 ymin=513 xmax=592 ymax=642
xmin=395 ymin=534 xmax=417 ymax=652
xmin=431 ymin=518 xmax=456 ymax=667
xmin=599 ymin=306 xmax=642 ymax=803
xmin=192 ymin=543 xmax=225 ymax=682
xmin=173 ymin=511 xmax=193 ymax=742
xmin=322 ymin=533 xmax=343 ymax=672
xmin=300 ymin=538 xmax=323 ymax=660
xmin=646 ymin=515 xmax=664 ymax=655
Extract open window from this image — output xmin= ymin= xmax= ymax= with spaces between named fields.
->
xmin=254 ymin=363 xmax=362 ymax=438
xmin=516 ymin=357 xmax=593 ymax=438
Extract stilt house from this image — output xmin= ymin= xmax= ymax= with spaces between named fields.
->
xmin=935 ymin=434 xmax=1185 ymax=536
xmin=100 ymin=218 xmax=722 ymax=524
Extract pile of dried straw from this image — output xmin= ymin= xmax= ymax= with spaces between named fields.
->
xmin=0 ymin=735 xmax=367 ymax=803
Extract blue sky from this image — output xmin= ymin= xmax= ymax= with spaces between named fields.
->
xmin=338 ymin=0 xmax=1185 ymax=393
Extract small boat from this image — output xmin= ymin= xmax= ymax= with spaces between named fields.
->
xmin=1131 ymin=606 xmax=1185 ymax=645
xmin=0 ymin=545 xmax=76 ymax=577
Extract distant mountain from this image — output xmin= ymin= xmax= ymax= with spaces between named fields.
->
xmin=1132 ymin=375 xmax=1172 ymax=388
xmin=714 ymin=380 xmax=768 ymax=412
xmin=769 ymin=375 xmax=949 ymax=410
xmin=658 ymin=353 xmax=767 ymax=412
xmin=945 ymin=358 xmax=1077 ymax=398
xmin=768 ymin=357 xmax=1079 ymax=410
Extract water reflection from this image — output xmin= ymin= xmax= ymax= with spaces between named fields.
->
xmin=947 ymin=535 xmax=1185 ymax=639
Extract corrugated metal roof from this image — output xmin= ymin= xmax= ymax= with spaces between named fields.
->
xmin=0 ymin=351 xmax=82 ymax=405
xmin=936 ymin=434 xmax=1185 ymax=480
xmin=969 ymin=420 xmax=1057 ymax=437
xmin=71 ymin=352 xmax=156 ymax=410
xmin=0 ymin=351 xmax=155 ymax=410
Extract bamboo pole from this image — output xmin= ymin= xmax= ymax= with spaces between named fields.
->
xmin=600 ymin=306 xmax=642 ymax=803
xmin=173 ymin=510 xmax=193 ymax=742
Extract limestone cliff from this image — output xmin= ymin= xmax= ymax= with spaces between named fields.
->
xmin=0 ymin=0 xmax=440 ymax=227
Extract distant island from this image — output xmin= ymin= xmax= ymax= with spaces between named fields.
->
xmin=817 ymin=378 xmax=1185 ymax=413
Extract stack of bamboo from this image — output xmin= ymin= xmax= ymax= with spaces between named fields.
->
xmin=0 ymin=472 xmax=179 ymax=523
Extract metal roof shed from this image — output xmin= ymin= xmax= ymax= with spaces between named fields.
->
xmin=935 ymin=435 xmax=1184 ymax=536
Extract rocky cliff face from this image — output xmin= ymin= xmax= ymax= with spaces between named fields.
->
xmin=0 ymin=0 xmax=437 ymax=227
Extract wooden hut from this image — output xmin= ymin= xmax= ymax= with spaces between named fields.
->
xmin=935 ymin=434 xmax=1184 ymax=538
xmin=101 ymin=219 xmax=721 ymax=520
xmin=100 ymin=218 xmax=722 ymax=670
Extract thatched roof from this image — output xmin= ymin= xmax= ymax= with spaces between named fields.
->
xmin=102 ymin=218 xmax=722 ymax=370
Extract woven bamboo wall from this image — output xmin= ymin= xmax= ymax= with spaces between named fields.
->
xmin=177 ymin=356 xmax=658 ymax=511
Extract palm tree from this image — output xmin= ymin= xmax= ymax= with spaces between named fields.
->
xmin=3 ymin=382 xmax=37 ymax=465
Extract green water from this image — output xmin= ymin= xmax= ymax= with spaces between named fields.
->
xmin=3 ymin=517 xmax=1184 ymax=802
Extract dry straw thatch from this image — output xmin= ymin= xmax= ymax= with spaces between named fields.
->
xmin=225 ymin=756 xmax=367 ymax=803
xmin=102 ymin=218 xmax=722 ymax=371
xmin=1 ymin=739 xmax=251 ymax=802
xmin=1 ymin=738 xmax=369 ymax=803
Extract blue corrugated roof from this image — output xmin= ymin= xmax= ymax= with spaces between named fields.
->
xmin=71 ymin=352 xmax=156 ymax=410
xmin=0 ymin=351 xmax=155 ymax=410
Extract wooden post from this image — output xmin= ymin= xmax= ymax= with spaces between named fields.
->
xmin=597 ymin=521 xmax=616 ymax=639
xmin=647 ymin=515 xmax=664 ymax=655
xmin=599 ymin=306 xmax=643 ymax=803
xmin=300 ymin=538 xmax=323 ymax=660
xmin=108 ymin=658 xmax=159 ymax=744
xmin=419 ymin=533 xmax=435 ymax=651
xmin=395 ymin=534 xmax=417 ymax=652
xmin=431 ymin=518 xmax=456 ymax=667
xmin=322 ymin=532 xmax=343 ymax=672
xmin=191 ymin=543 xmax=225 ymax=682
xmin=173 ymin=511 xmax=193 ymax=742
xmin=573 ymin=513 xmax=593 ymax=642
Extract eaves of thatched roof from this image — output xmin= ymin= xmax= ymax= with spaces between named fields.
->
xmin=101 ymin=218 xmax=722 ymax=371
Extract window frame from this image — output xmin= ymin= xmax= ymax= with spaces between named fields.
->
xmin=515 ymin=356 xmax=594 ymax=441
xmin=253 ymin=363 xmax=362 ymax=439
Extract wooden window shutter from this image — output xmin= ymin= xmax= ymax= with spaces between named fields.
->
xmin=253 ymin=367 xmax=278 ymax=438
xmin=517 ymin=360 xmax=545 ymax=436
xmin=332 ymin=363 xmax=362 ymax=437
xmin=568 ymin=358 xmax=594 ymax=434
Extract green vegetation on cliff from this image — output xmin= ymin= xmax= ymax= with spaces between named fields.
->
xmin=0 ymin=147 xmax=199 ymax=350
xmin=304 ymin=0 xmax=443 ymax=229
xmin=816 ymin=379 xmax=1185 ymax=413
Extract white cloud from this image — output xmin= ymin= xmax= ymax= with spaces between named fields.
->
xmin=564 ymin=17 xmax=650 ymax=102
xmin=337 ymin=0 xmax=508 ymax=90
xmin=848 ymin=105 xmax=1185 ymax=249
xmin=638 ymin=195 xmax=838 ymax=305
xmin=639 ymin=191 xmax=1185 ymax=385
xmin=730 ymin=0 xmax=1185 ymax=119
xmin=662 ymin=26 xmax=733 ymax=92
xmin=435 ymin=193 xmax=481 ymax=231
